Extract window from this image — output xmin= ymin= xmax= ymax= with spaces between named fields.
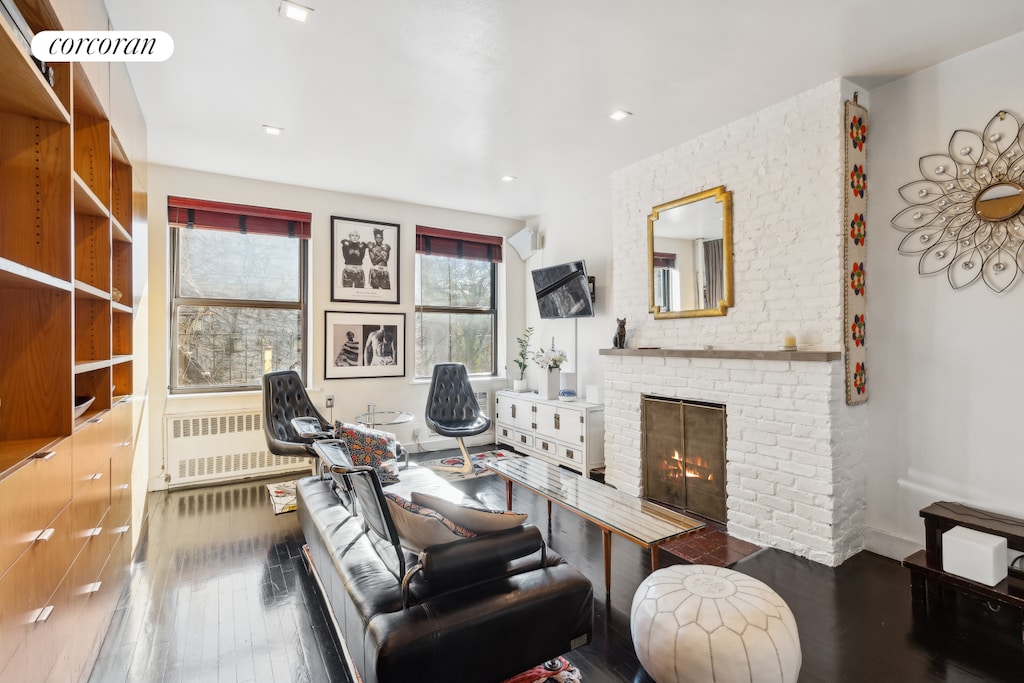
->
xmin=652 ymin=251 xmax=676 ymax=311
xmin=414 ymin=226 xmax=502 ymax=378
xmin=168 ymin=197 xmax=311 ymax=393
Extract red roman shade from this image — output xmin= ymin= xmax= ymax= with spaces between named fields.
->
xmin=653 ymin=251 xmax=676 ymax=269
xmin=415 ymin=225 xmax=503 ymax=263
xmin=168 ymin=196 xmax=312 ymax=239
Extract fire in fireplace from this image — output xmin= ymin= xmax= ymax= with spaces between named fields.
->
xmin=641 ymin=396 xmax=727 ymax=523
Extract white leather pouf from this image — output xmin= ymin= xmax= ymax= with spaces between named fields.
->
xmin=630 ymin=565 xmax=801 ymax=683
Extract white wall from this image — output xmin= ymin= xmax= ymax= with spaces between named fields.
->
xmin=522 ymin=191 xmax=615 ymax=398
xmin=865 ymin=31 xmax=1024 ymax=557
xmin=145 ymin=165 xmax=525 ymax=491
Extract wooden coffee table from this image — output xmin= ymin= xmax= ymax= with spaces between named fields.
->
xmin=488 ymin=458 xmax=703 ymax=593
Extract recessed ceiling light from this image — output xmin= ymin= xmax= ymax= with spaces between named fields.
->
xmin=609 ymin=110 xmax=632 ymax=121
xmin=279 ymin=1 xmax=313 ymax=22
xmin=501 ymin=175 xmax=518 ymax=182
xmin=262 ymin=124 xmax=284 ymax=136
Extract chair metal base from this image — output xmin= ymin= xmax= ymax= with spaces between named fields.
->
xmin=431 ymin=438 xmax=475 ymax=475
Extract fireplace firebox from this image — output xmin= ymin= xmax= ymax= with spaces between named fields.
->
xmin=641 ymin=396 xmax=727 ymax=523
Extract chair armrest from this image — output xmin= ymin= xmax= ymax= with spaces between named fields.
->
xmin=417 ymin=524 xmax=545 ymax=587
xmin=312 ymin=439 xmax=356 ymax=470
xmin=290 ymin=416 xmax=333 ymax=440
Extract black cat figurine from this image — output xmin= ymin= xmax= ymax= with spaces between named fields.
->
xmin=612 ymin=318 xmax=626 ymax=349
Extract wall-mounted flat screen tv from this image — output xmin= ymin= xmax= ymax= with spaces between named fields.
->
xmin=531 ymin=260 xmax=594 ymax=319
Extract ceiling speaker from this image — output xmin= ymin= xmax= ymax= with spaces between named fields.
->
xmin=508 ymin=227 xmax=541 ymax=260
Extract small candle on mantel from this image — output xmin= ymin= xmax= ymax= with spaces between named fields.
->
xmin=783 ymin=333 xmax=796 ymax=349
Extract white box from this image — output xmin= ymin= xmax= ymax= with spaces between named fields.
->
xmin=942 ymin=525 xmax=1008 ymax=586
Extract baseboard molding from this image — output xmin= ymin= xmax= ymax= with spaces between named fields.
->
xmin=408 ymin=432 xmax=495 ymax=453
xmin=862 ymin=526 xmax=923 ymax=562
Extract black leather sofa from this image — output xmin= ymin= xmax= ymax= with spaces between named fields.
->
xmin=296 ymin=443 xmax=594 ymax=683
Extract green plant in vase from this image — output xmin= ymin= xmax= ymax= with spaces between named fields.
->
xmin=512 ymin=327 xmax=534 ymax=390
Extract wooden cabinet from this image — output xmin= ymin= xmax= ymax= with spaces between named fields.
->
xmin=0 ymin=0 xmax=143 ymax=679
xmin=903 ymin=502 xmax=1024 ymax=637
xmin=494 ymin=390 xmax=605 ymax=477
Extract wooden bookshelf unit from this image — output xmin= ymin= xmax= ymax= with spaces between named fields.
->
xmin=0 ymin=0 xmax=146 ymax=679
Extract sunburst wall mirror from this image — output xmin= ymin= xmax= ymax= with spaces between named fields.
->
xmin=892 ymin=110 xmax=1024 ymax=292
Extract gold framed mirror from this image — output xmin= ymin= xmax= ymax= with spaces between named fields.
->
xmin=648 ymin=185 xmax=734 ymax=318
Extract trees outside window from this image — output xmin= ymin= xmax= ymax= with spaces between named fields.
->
xmin=414 ymin=254 xmax=495 ymax=377
xmin=413 ymin=225 xmax=502 ymax=378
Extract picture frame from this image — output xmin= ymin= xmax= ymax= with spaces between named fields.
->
xmin=331 ymin=216 xmax=400 ymax=304
xmin=325 ymin=311 xmax=406 ymax=379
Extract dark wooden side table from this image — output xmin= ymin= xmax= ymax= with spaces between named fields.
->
xmin=903 ymin=501 xmax=1024 ymax=641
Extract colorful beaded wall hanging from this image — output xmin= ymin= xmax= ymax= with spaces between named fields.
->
xmin=844 ymin=99 xmax=868 ymax=405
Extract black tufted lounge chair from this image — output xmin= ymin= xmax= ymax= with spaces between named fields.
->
xmin=262 ymin=370 xmax=333 ymax=466
xmin=424 ymin=362 xmax=491 ymax=475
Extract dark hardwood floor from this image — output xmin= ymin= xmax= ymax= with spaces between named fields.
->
xmin=91 ymin=448 xmax=1024 ymax=682
xmin=89 ymin=476 xmax=350 ymax=683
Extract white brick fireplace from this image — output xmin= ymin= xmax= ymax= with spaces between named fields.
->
xmin=602 ymin=78 xmax=868 ymax=567
xmin=602 ymin=349 xmax=863 ymax=566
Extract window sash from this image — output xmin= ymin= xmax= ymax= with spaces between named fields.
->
xmin=169 ymin=228 xmax=308 ymax=393
xmin=414 ymin=253 xmax=497 ymax=377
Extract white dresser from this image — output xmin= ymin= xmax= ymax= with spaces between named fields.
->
xmin=493 ymin=390 xmax=604 ymax=477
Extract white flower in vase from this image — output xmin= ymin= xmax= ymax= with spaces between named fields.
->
xmin=532 ymin=346 xmax=567 ymax=372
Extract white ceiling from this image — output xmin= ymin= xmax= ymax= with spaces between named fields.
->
xmin=104 ymin=0 xmax=1024 ymax=220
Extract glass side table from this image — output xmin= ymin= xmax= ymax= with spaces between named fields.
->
xmin=354 ymin=403 xmax=414 ymax=467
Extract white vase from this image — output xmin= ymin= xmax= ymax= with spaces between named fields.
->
xmin=512 ymin=379 xmax=528 ymax=392
xmin=539 ymin=369 xmax=560 ymax=400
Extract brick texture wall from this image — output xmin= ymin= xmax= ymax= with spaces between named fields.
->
xmin=604 ymin=79 xmax=867 ymax=566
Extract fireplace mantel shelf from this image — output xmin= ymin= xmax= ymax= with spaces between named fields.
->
xmin=599 ymin=347 xmax=841 ymax=362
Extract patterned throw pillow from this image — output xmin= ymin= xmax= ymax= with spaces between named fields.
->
xmin=334 ymin=421 xmax=400 ymax=484
xmin=384 ymin=492 xmax=477 ymax=552
xmin=410 ymin=491 xmax=528 ymax=534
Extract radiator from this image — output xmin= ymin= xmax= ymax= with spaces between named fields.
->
xmin=165 ymin=411 xmax=310 ymax=488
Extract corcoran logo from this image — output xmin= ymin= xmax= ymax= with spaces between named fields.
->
xmin=31 ymin=31 xmax=174 ymax=62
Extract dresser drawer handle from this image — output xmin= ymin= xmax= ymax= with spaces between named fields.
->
xmin=554 ymin=414 xmax=561 ymax=430
xmin=566 ymin=450 xmax=575 ymax=460
xmin=33 ymin=606 xmax=54 ymax=623
xmin=91 ymin=472 xmax=103 ymax=480
xmin=87 ymin=417 xmax=103 ymax=425
xmin=36 ymin=528 xmax=56 ymax=542
xmin=541 ymin=441 xmax=549 ymax=451
xmin=520 ymin=435 xmax=527 ymax=444
xmin=84 ymin=582 xmax=102 ymax=594
xmin=118 ymin=484 xmax=130 ymax=491
xmin=86 ymin=527 xmax=103 ymax=538
xmin=113 ymin=525 xmax=130 ymax=534
xmin=35 ymin=451 xmax=56 ymax=461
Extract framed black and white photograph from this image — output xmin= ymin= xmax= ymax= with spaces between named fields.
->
xmin=325 ymin=311 xmax=405 ymax=379
xmin=331 ymin=216 xmax=400 ymax=304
